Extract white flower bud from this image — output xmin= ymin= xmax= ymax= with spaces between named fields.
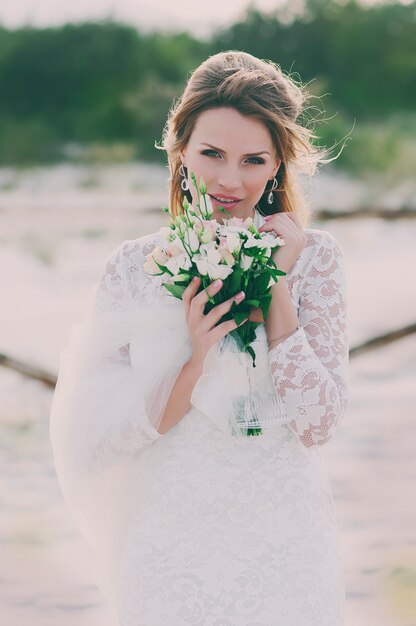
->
xmin=240 ymin=253 xmax=254 ymax=271
xmin=143 ymin=255 xmax=164 ymax=275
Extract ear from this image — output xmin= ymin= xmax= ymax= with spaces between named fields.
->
xmin=274 ymin=159 xmax=282 ymax=177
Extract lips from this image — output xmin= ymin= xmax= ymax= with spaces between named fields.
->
xmin=209 ymin=194 xmax=242 ymax=204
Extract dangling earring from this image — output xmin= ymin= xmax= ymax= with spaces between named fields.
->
xmin=267 ymin=177 xmax=278 ymax=205
xmin=180 ymin=163 xmax=189 ymax=192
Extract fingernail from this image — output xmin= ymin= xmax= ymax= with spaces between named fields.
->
xmin=193 ymin=276 xmax=200 ymax=282
xmin=235 ymin=291 xmax=245 ymax=300
xmin=214 ymin=279 xmax=222 ymax=287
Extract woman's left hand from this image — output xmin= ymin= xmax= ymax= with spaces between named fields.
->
xmin=258 ymin=212 xmax=306 ymax=274
xmin=247 ymin=212 xmax=306 ymax=324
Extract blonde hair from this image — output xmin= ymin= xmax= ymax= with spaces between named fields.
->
xmin=157 ymin=50 xmax=336 ymax=226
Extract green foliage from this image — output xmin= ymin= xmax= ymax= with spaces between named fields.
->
xmin=0 ymin=1 xmax=414 ymax=169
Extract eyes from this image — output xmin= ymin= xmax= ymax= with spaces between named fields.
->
xmin=201 ymin=149 xmax=265 ymax=165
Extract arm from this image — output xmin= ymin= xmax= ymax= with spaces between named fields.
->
xmin=267 ymin=231 xmax=349 ymax=448
xmin=157 ymin=277 xmax=246 ymax=434
xmin=50 ymin=240 xmax=176 ymax=476
xmin=157 ymin=357 xmax=203 ymax=434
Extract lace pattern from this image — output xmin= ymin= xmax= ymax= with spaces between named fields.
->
xmin=84 ymin=236 xmax=168 ymax=473
xmin=268 ymin=229 xmax=349 ymax=448
xmin=50 ymin=224 xmax=348 ymax=625
xmin=92 ymin=227 xmax=349 ymax=462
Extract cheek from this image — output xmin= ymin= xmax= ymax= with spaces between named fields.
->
xmin=246 ymin=172 xmax=269 ymax=195
xmin=187 ymin=155 xmax=216 ymax=183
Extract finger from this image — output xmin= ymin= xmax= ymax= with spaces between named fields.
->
xmin=258 ymin=220 xmax=291 ymax=236
xmin=202 ymin=291 xmax=245 ymax=330
xmin=189 ymin=278 xmax=224 ymax=326
xmin=182 ymin=276 xmax=201 ymax=303
xmin=209 ymin=316 xmax=248 ymax=343
xmin=259 ymin=216 xmax=298 ymax=236
xmin=191 ymin=278 xmax=223 ymax=314
xmin=182 ymin=276 xmax=201 ymax=318
xmin=287 ymin=212 xmax=303 ymax=229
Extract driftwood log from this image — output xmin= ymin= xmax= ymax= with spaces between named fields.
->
xmin=348 ymin=322 xmax=416 ymax=358
xmin=1 ymin=322 xmax=415 ymax=388
xmin=144 ymin=206 xmax=416 ymax=220
xmin=314 ymin=207 xmax=416 ymax=220
xmin=0 ymin=353 xmax=57 ymax=388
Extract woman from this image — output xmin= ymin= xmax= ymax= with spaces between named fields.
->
xmin=50 ymin=51 xmax=349 ymax=625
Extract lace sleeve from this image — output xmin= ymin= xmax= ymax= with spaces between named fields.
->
xmin=267 ymin=231 xmax=349 ymax=448
xmin=50 ymin=239 xmax=166 ymax=478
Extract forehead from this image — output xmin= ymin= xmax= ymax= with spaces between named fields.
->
xmin=191 ymin=107 xmax=274 ymax=149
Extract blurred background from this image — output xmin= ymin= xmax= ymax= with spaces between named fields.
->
xmin=0 ymin=0 xmax=415 ymax=624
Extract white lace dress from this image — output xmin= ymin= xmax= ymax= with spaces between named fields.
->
xmin=50 ymin=213 xmax=349 ymax=626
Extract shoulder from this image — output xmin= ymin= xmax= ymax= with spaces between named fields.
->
xmin=287 ymin=227 xmax=345 ymax=291
xmin=106 ymin=230 xmax=162 ymax=269
xmin=98 ymin=231 xmax=163 ymax=297
xmin=299 ymin=227 xmax=344 ymax=271
xmin=304 ymin=227 xmax=343 ymax=256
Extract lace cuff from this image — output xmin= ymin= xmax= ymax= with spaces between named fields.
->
xmin=267 ymin=325 xmax=302 ymax=348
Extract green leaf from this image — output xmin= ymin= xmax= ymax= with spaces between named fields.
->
xmin=154 ymin=259 xmax=173 ymax=276
xmin=244 ymin=299 xmax=260 ymax=307
xmin=254 ymin=271 xmax=270 ymax=292
xmin=246 ymin=345 xmax=256 ymax=367
xmin=227 ymin=266 xmax=243 ymax=294
xmin=163 ymin=283 xmax=186 ymax=299
xmin=260 ymin=293 xmax=272 ymax=319
xmin=234 ymin=311 xmax=249 ymax=325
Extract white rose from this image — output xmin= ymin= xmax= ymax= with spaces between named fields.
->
xmin=194 ymin=256 xmax=209 ymax=276
xmin=219 ymin=247 xmax=236 ymax=266
xmin=226 ymin=233 xmax=242 ymax=254
xmin=184 ymin=228 xmax=200 ymax=253
xmin=194 ymin=255 xmax=233 ymax=280
xmin=200 ymin=228 xmax=214 ymax=243
xmin=240 ymin=253 xmax=254 ymax=271
xmin=202 ymin=193 xmax=214 ymax=217
xmin=243 ymin=235 xmax=262 ymax=250
xmin=143 ymin=255 xmax=164 ymax=275
xmin=166 ymin=252 xmax=192 ymax=275
xmin=152 ymin=246 xmax=169 ymax=265
xmin=167 ymin=237 xmax=186 ymax=256
xmin=200 ymin=242 xmax=222 ymax=266
xmin=208 ymin=263 xmax=233 ymax=280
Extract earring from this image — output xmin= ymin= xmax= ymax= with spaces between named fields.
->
xmin=180 ymin=163 xmax=189 ymax=192
xmin=267 ymin=177 xmax=278 ymax=204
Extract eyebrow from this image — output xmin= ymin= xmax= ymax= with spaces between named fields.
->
xmin=199 ymin=143 xmax=271 ymax=156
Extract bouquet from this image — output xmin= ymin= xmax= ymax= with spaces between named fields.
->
xmin=144 ymin=172 xmax=286 ymax=365
xmin=143 ymin=173 xmax=286 ymax=435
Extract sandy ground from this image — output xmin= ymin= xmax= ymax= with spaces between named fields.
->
xmin=0 ymin=163 xmax=415 ymax=626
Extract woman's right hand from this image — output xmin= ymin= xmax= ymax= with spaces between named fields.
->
xmin=182 ymin=277 xmax=246 ymax=367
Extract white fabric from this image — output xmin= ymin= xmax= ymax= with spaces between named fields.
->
xmin=49 ymin=211 xmax=349 ymax=625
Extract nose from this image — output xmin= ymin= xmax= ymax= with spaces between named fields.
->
xmin=217 ymin=165 xmax=242 ymax=192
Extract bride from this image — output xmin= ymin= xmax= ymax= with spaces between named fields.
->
xmin=50 ymin=50 xmax=349 ymax=625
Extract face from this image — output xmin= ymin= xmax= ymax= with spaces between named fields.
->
xmin=180 ymin=107 xmax=281 ymax=222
